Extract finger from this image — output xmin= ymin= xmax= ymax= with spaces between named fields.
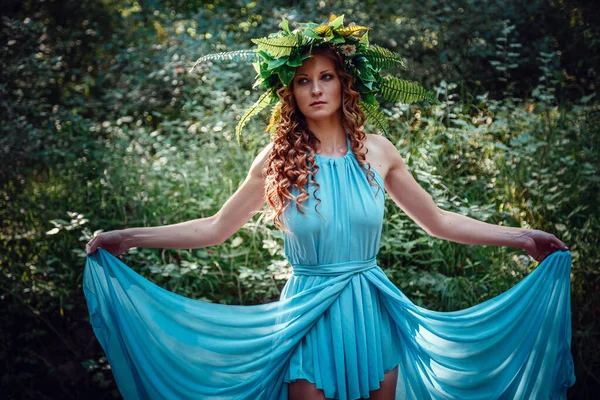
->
xmin=86 ymin=236 xmax=100 ymax=254
xmin=553 ymin=237 xmax=568 ymax=250
xmin=85 ymin=239 xmax=93 ymax=254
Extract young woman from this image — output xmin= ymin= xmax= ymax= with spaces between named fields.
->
xmin=85 ymin=29 xmax=574 ymax=400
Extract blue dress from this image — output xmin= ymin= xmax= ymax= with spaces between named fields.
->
xmin=83 ymin=138 xmax=575 ymax=399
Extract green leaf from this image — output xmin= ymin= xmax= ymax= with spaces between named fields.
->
xmin=379 ymin=76 xmax=439 ymax=104
xmin=362 ymin=45 xmax=405 ymax=70
xmin=303 ymin=28 xmax=320 ymax=39
xmin=236 ymin=90 xmax=273 ymax=142
xmin=359 ymin=30 xmax=369 ymax=47
xmin=189 ymin=50 xmax=257 ymax=73
xmin=330 ymin=15 xmax=344 ymax=29
xmin=359 ymin=100 xmax=389 ymax=135
xmin=251 ymin=36 xmax=298 ymax=58
xmin=256 ymin=49 xmax=274 ymax=61
xmin=267 ymin=57 xmax=287 ymax=70
xmin=362 ymin=93 xmax=377 ymax=106
xmin=277 ymin=66 xmax=296 ymax=87
xmin=356 ymin=65 xmax=377 ymax=82
xmin=286 ymin=52 xmax=306 ymax=67
xmin=328 ymin=35 xmax=346 ymax=44
xmin=281 ymin=18 xmax=290 ymax=34
xmin=580 ymin=93 xmax=595 ymax=104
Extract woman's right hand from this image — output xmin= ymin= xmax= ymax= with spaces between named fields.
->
xmin=86 ymin=230 xmax=130 ymax=256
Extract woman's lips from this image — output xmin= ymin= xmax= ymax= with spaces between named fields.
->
xmin=310 ymin=101 xmax=326 ymax=107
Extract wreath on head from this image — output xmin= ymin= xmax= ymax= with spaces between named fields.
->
xmin=190 ymin=14 xmax=438 ymax=141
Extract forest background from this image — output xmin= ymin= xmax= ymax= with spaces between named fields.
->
xmin=1 ymin=0 xmax=599 ymax=398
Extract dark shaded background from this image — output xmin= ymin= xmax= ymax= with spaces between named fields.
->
xmin=1 ymin=0 xmax=598 ymax=398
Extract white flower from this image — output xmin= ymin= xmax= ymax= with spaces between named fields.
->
xmin=339 ymin=44 xmax=356 ymax=57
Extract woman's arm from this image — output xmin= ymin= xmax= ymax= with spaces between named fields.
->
xmin=86 ymin=143 xmax=272 ymax=255
xmin=366 ymin=135 xmax=567 ymax=261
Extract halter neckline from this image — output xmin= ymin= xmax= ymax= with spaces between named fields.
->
xmin=314 ymin=134 xmax=352 ymax=164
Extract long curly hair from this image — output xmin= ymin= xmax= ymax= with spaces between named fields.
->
xmin=264 ymin=45 xmax=380 ymax=230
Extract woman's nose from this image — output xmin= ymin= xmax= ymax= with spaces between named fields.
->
xmin=311 ymin=82 xmax=322 ymax=97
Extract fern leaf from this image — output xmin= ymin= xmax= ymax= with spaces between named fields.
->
xmin=314 ymin=24 xmax=332 ymax=35
xmin=265 ymin=101 xmax=283 ymax=136
xmin=337 ymin=25 xmax=371 ymax=37
xmin=189 ymin=50 xmax=257 ymax=73
xmin=362 ymin=45 xmax=405 ymax=70
xmin=236 ymin=90 xmax=273 ymax=142
xmin=251 ymin=36 xmax=298 ymax=58
xmin=380 ymin=76 xmax=438 ymax=104
xmin=359 ymin=100 xmax=389 ymax=135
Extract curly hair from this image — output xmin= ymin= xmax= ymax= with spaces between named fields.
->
xmin=264 ymin=45 xmax=380 ymax=230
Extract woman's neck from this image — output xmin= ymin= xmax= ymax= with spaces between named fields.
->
xmin=306 ymin=117 xmax=347 ymax=157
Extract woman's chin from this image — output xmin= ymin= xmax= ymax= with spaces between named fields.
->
xmin=302 ymin=109 xmax=340 ymax=122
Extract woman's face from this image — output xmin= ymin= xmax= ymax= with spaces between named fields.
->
xmin=292 ymin=53 xmax=342 ymax=122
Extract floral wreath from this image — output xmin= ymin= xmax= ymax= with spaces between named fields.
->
xmin=190 ymin=14 xmax=438 ymax=140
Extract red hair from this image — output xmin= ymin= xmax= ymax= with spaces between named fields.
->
xmin=264 ymin=45 xmax=379 ymax=230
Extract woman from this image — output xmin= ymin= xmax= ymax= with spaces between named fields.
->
xmin=85 ymin=20 xmax=574 ymax=400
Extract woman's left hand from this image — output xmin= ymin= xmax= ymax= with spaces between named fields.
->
xmin=522 ymin=229 xmax=569 ymax=262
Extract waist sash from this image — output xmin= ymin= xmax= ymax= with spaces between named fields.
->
xmin=291 ymin=257 xmax=377 ymax=276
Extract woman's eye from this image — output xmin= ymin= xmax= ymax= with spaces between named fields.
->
xmin=296 ymin=75 xmax=334 ymax=85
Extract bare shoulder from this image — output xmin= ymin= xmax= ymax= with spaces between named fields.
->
xmin=249 ymin=142 xmax=273 ymax=179
xmin=363 ymin=134 xmax=404 ymax=180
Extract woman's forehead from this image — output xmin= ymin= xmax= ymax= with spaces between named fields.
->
xmin=295 ymin=54 xmax=336 ymax=75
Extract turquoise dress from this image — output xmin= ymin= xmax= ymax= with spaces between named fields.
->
xmin=83 ymin=138 xmax=575 ymax=399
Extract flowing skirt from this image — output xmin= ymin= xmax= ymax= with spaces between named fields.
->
xmin=83 ymin=249 xmax=575 ymax=399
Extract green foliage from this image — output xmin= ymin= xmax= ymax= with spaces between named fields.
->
xmin=379 ymin=75 xmax=439 ymax=105
xmin=251 ymin=35 xmax=300 ymax=58
xmin=362 ymin=44 xmax=406 ymax=70
xmin=189 ymin=49 xmax=258 ymax=73
xmin=235 ymin=90 xmax=275 ymax=141
xmin=1 ymin=1 xmax=599 ymax=399
xmin=359 ymin=99 xmax=389 ymax=135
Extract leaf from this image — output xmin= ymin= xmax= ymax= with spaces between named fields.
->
xmin=580 ymin=93 xmax=595 ymax=104
xmin=281 ymin=18 xmax=290 ymax=34
xmin=267 ymin=57 xmax=287 ymax=70
xmin=328 ymin=35 xmax=346 ymax=44
xmin=251 ymin=36 xmax=299 ymax=58
xmin=265 ymin=101 xmax=283 ymax=135
xmin=314 ymin=24 xmax=332 ymax=35
xmin=363 ymin=45 xmax=405 ymax=70
xmin=277 ymin=66 xmax=296 ymax=87
xmin=359 ymin=30 xmax=369 ymax=46
xmin=303 ymin=28 xmax=321 ymax=39
xmin=337 ymin=25 xmax=371 ymax=37
xmin=379 ymin=76 xmax=439 ymax=104
xmin=189 ymin=50 xmax=257 ymax=73
xmin=360 ymin=100 xmax=389 ymax=135
xmin=330 ymin=15 xmax=344 ymax=29
xmin=236 ymin=90 xmax=273 ymax=142
xmin=286 ymin=52 xmax=308 ymax=67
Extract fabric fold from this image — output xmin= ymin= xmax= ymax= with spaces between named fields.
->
xmin=84 ymin=249 xmax=574 ymax=399
xmin=84 ymin=135 xmax=574 ymax=399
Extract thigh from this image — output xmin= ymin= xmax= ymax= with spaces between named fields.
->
xmin=288 ymin=379 xmax=327 ymax=400
xmin=368 ymin=366 xmax=399 ymax=400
